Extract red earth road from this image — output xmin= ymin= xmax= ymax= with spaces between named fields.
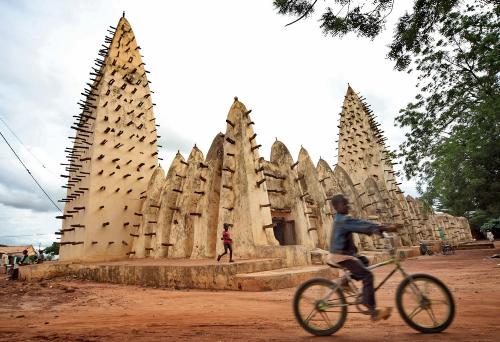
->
xmin=0 ymin=244 xmax=499 ymax=341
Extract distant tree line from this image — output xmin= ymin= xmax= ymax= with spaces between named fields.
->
xmin=44 ymin=242 xmax=60 ymax=255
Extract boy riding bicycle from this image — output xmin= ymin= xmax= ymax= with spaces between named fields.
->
xmin=329 ymin=194 xmax=399 ymax=321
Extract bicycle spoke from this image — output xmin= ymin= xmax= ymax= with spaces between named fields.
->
xmin=407 ymin=305 xmax=424 ymax=319
xmin=319 ymin=311 xmax=333 ymax=327
xmin=304 ymin=307 xmax=318 ymax=324
xmin=301 ymin=294 xmax=318 ymax=306
xmin=425 ymin=307 xmax=439 ymax=326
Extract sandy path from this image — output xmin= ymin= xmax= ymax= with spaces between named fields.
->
xmin=0 ymin=245 xmax=498 ymax=341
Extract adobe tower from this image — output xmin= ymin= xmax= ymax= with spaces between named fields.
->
xmin=337 ymin=86 xmax=419 ymax=247
xmin=130 ymin=99 xmax=281 ymax=259
xmin=58 ymin=15 xmax=159 ymax=261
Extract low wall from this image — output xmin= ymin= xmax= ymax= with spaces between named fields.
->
xmin=360 ymin=246 xmax=421 ymax=264
xmin=19 ymin=258 xmax=285 ymax=290
xmin=457 ymin=241 xmax=495 ymax=250
xmin=236 ymin=266 xmax=337 ymax=291
xmin=18 ymin=261 xmax=80 ymax=280
xmin=20 ymin=246 xmax=312 ymax=291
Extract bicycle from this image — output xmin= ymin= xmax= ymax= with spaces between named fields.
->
xmin=293 ymin=233 xmax=455 ymax=336
xmin=441 ymin=241 xmax=455 ymax=255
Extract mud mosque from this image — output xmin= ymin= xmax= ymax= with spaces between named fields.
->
xmin=56 ymin=15 xmax=472 ymax=266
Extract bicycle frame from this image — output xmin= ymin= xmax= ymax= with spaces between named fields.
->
xmin=368 ymin=257 xmax=411 ymax=293
xmin=334 ymin=255 xmax=426 ymax=311
xmin=325 ymin=234 xmax=425 ymax=310
xmin=321 ymin=258 xmax=403 ymax=309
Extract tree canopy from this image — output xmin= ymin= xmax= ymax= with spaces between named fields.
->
xmin=480 ymin=217 xmax=500 ymax=232
xmin=273 ymin=1 xmax=500 ymax=232
xmin=44 ymin=242 xmax=60 ymax=255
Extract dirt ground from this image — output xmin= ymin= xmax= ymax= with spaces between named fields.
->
xmin=0 ymin=245 xmax=499 ymax=342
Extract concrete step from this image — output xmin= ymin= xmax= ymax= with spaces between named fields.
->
xmin=456 ymin=241 xmax=495 ymax=250
xmin=359 ymin=251 xmax=391 ymax=264
xmin=234 ymin=265 xmax=338 ymax=291
xmin=359 ymin=247 xmax=420 ymax=265
xmin=310 ymin=248 xmax=329 ymax=265
xmin=396 ymin=246 xmax=421 ymax=259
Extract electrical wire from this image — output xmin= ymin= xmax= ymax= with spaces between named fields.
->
xmin=0 ymin=116 xmax=57 ymax=176
xmin=0 ymin=128 xmax=62 ymax=212
xmin=0 ymin=233 xmax=54 ymax=238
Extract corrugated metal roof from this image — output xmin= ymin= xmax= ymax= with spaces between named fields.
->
xmin=0 ymin=245 xmax=36 ymax=256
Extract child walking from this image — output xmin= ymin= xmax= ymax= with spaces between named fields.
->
xmin=217 ymin=223 xmax=234 ymax=262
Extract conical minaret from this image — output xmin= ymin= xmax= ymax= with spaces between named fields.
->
xmin=337 ymin=86 xmax=394 ymax=183
xmin=336 ymin=85 xmax=415 ymax=246
xmin=58 ymin=14 xmax=159 ymax=262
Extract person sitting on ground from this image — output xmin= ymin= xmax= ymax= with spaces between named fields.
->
xmin=7 ymin=255 xmax=14 ymax=278
xmin=10 ymin=249 xmax=31 ymax=281
xmin=19 ymin=250 xmax=30 ymax=265
xmin=217 ymin=224 xmax=234 ymax=263
xmin=10 ymin=255 xmax=18 ymax=280
xmin=419 ymin=242 xmax=433 ymax=256
xmin=328 ymin=194 xmax=399 ymax=322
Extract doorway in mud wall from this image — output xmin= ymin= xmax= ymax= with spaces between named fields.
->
xmin=272 ymin=217 xmax=297 ymax=245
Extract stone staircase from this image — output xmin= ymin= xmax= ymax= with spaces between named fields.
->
xmin=456 ymin=241 xmax=495 ymax=250
xmin=234 ymin=265 xmax=336 ymax=291
xmin=19 ymin=255 xmax=337 ymax=291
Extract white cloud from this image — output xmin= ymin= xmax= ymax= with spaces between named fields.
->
xmin=0 ymin=203 xmax=57 ymax=247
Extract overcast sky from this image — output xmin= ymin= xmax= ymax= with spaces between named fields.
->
xmin=0 ymin=0 xmax=419 ymax=247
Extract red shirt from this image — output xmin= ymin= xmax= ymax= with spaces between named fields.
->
xmin=222 ymin=231 xmax=232 ymax=244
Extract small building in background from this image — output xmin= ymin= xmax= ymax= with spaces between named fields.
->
xmin=0 ymin=245 xmax=36 ymax=258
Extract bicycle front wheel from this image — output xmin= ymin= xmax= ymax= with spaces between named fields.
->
xmin=293 ymin=278 xmax=347 ymax=336
xmin=396 ymin=273 xmax=455 ymax=333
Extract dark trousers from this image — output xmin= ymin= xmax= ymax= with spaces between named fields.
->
xmin=339 ymin=258 xmax=375 ymax=310
xmin=11 ymin=268 xmax=19 ymax=280
xmin=219 ymin=243 xmax=233 ymax=260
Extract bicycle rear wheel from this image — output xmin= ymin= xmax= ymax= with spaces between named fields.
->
xmin=293 ymin=278 xmax=347 ymax=336
xmin=396 ymin=273 xmax=455 ymax=333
